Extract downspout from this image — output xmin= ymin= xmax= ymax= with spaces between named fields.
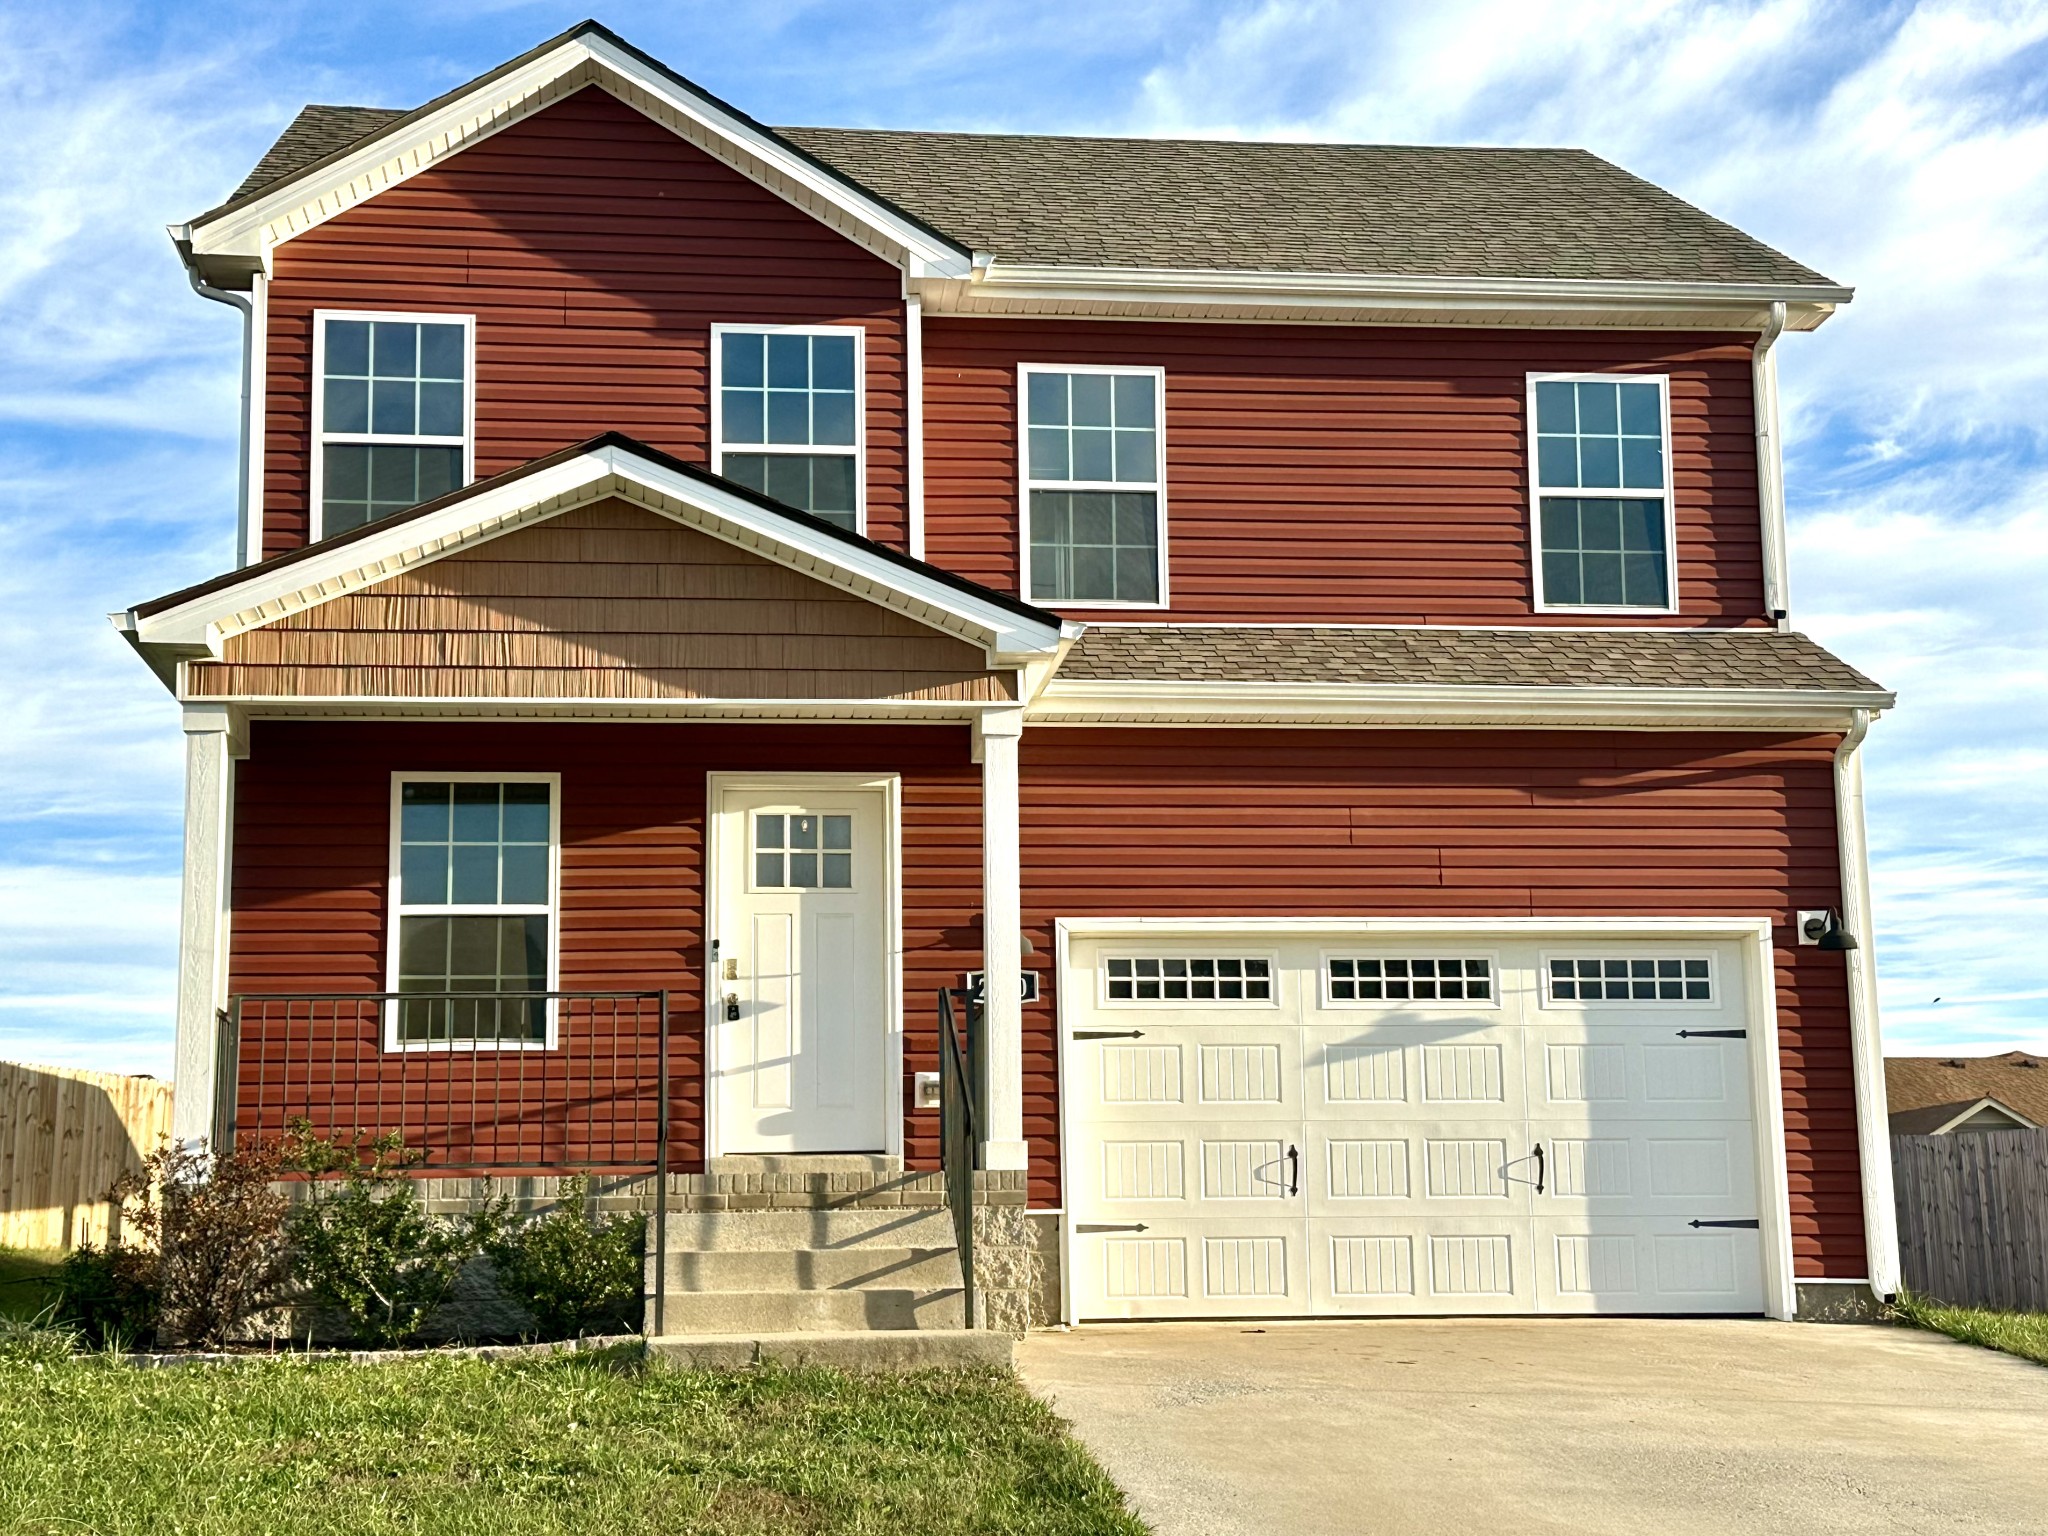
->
xmin=1753 ymin=300 xmax=1791 ymax=630
xmin=1835 ymin=708 xmax=1900 ymax=1305
xmin=177 ymin=240 xmax=255 ymax=569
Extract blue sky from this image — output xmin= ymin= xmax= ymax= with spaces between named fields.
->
xmin=2 ymin=0 xmax=2044 ymax=1076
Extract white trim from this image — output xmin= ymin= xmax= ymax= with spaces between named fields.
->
xmin=243 ymin=272 xmax=270 ymax=568
xmin=1017 ymin=363 xmax=1170 ymax=612
xmin=182 ymin=32 xmax=973 ymax=281
xmin=309 ymin=309 xmax=477 ymax=544
xmin=1835 ymin=712 xmax=1900 ymax=1301
xmin=172 ymin=705 xmax=242 ymax=1147
xmin=1029 ymin=677 xmax=1892 ymax=731
xmin=1526 ymin=372 xmax=1679 ymax=616
xmin=1051 ymin=914 xmax=1798 ymax=1324
xmin=709 ymin=322 xmax=867 ymax=536
xmin=905 ymin=290 xmax=926 ymax=560
xmin=703 ymin=772 xmax=905 ymax=1161
xmin=131 ymin=441 xmax=1067 ymax=664
xmin=382 ymin=771 xmax=562 ymax=1053
xmin=978 ymin=709 xmax=1028 ymax=1169
xmin=1915 ymin=1096 xmax=2039 ymax=1136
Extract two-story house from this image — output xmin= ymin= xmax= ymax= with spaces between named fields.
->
xmin=118 ymin=21 xmax=1898 ymax=1332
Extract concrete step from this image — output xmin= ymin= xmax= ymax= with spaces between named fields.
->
xmin=660 ymin=1246 xmax=964 ymax=1293
xmin=652 ymin=1206 xmax=959 ymax=1252
xmin=707 ymin=1153 xmax=903 ymax=1175
xmin=653 ymin=1287 xmax=967 ymax=1334
xmin=648 ymin=1330 xmax=1013 ymax=1372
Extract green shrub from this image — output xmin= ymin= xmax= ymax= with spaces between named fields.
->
xmin=54 ymin=1244 xmax=161 ymax=1350
xmin=485 ymin=1177 xmax=644 ymax=1339
xmin=283 ymin=1127 xmax=501 ymax=1347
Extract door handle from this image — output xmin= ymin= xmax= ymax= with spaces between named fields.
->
xmin=1286 ymin=1143 xmax=1300 ymax=1196
xmin=724 ymin=993 xmax=740 ymax=1022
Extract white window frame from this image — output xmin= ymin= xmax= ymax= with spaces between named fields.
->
xmin=1096 ymin=953 xmax=1279 ymax=1010
xmin=310 ymin=310 xmax=476 ymax=544
xmin=1526 ymin=371 xmax=1679 ymax=615
xmin=1017 ymin=362 xmax=1170 ymax=610
xmin=1318 ymin=950 xmax=1503 ymax=1011
xmin=383 ymin=770 xmax=562 ymax=1053
xmin=1536 ymin=948 xmax=1720 ymax=1009
xmin=709 ymin=322 xmax=867 ymax=535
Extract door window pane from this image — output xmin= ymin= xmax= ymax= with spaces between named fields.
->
xmin=752 ymin=811 xmax=854 ymax=889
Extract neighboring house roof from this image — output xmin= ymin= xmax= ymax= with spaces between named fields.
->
xmin=1058 ymin=625 xmax=1885 ymax=694
xmin=1886 ymin=1053 xmax=2048 ymax=1129
xmin=1888 ymin=1096 xmax=2039 ymax=1137
xmin=210 ymin=31 xmax=1830 ymax=290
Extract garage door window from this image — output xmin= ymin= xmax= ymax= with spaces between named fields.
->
xmin=1104 ymin=956 xmax=1272 ymax=1003
xmin=1547 ymin=956 xmax=1712 ymax=1003
xmin=1326 ymin=957 xmax=1493 ymax=1005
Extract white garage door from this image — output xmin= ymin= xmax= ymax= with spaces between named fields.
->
xmin=1065 ymin=934 xmax=1767 ymax=1319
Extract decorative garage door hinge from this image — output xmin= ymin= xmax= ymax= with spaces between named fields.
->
xmin=1675 ymin=1028 xmax=1748 ymax=1038
xmin=1074 ymin=1029 xmax=1146 ymax=1040
xmin=1077 ymin=1222 xmax=1150 ymax=1233
xmin=1688 ymin=1219 xmax=1761 ymax=1229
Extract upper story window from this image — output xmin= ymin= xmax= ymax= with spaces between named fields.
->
xmin=1528 ymin=374 xmax=1675 ymax=612
xmin=1020 ymin=365 xmax=1167 ymax=607
xmin=713 ymin=325 xmax=863 ymax=532
xmin=314 ymin=312 xmax=473 ymax=539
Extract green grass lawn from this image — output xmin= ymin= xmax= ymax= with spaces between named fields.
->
xmin=1894 ymin=1290 xmax=2048 ymax=1367
xmin=0 ymin=1351 xmax=1146 ymax=1536
xmin=0 ymin=1245 xmax=62 ymax=1322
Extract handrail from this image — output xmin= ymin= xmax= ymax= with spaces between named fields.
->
xmin=938 ymin=985 xmax=980 ymax=1329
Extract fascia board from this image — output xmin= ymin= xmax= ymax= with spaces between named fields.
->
xmin=187 ymin=39 xmax=972 ymax=279
xmin=1030 ymin=678 xmax=1895 ymax=727
xmin=132 ymin=447 xmax=1061 ymax=660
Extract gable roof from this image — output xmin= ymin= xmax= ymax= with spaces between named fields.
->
xmin=1886 ymin=1053 xmax=2048 ymax=1130
xmin=119 ymin=434 xmax=1070 ymax=674
xmin=190 ymin=22 xmax=1844 ymax=318
xmin=1888 ymin=1096 xmax=2039 ymax=1136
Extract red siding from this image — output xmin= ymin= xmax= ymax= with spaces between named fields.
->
xmin=925 ymin=318 xmax=1768 ymax=626
xmin=228 ymin=721 xmax=981 ymax=1172
xmin=260 ymin=87 xmax=908 ymax=559
xmin=1015 ymin=729 xmax=1865 ymax=1277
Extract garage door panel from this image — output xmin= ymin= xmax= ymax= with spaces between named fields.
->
xmin=1077 ymin=1217 xmax=1309 ymax=1319
xmin=1306 ymin=1024 xmax=1528 ymax=1121
xmin=1526 ymin=1027 xmax=1753 ymax=1123
xmin=1537 ymin=1118 xmax=1759 ymax=1220
xmin=1531 ymin=1218 xmax=1764 ymax=1313
xmin=1310 ymin=1217 xmax=1536 ymax=1315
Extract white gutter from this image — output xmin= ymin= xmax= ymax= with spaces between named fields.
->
xmin=1753 ymin=301 xmax=1791 ymax=629
xmin=905 ymin=287 xmax=926 ymax=560
xmin=1835 ymin=708 xmax=1900 ymax=1303
xmin=178 ymin=244 xmax=255 ymax=569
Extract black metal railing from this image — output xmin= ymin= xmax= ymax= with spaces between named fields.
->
xmin=938 ymin=985 xmax=982 ymax=1329
xmin=216 ymin=989 xmax=674 ymax=1333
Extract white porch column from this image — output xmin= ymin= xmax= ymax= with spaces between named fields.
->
xmin=975 ymin=707 xmax=1028 ymax=1171
xmin=171 ymin=704 xmax=242 ymax=1148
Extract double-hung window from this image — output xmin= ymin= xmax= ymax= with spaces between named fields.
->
xmin=1021 ymin=365 xmax=1166 ymax=606
xmin=314 ymin=311 xmax=473 ymax=539
xmin=1528 ymin=373 xmax=1676 ymax=611
xmin=388 ymin=775 xmax=558 ymax=1049
xmin=712 ymin=325 xmax=863 ymax=531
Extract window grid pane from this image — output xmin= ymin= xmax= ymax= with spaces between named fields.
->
xmin=1103 ymin=956 xmax=1272 ymax=1003
xmin=321 ymin=316 xmax=467 ymax=536
xmin=1029 ymin=490 xmax=1159 ymax=604
xmin=1024 ymin=369 xmax=1163 ymax=604
xmin=753 ymin=811 xmax=853 ymax=890
xmin=718 ymin=330 xmax=860 ymax=525
xmin=1327 ymin=956 xmax=1494 ymax=1003
xmin=1537 ymin=497 xmax=1669 ymax=608
xmin=1547 ymin=956 xmax=1712 ymax=1003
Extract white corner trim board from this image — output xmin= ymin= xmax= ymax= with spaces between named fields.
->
xmin=172 ymin=705 xmax=245 ymax=1148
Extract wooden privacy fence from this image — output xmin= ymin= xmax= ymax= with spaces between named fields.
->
xmin=1892 ymin=1129 xmax=2048 ymax=1313
xmin=0 ymin=1062 xmax=173 ymax=1251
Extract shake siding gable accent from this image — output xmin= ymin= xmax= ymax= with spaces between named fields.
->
xmin=1015 ymin=729 xmax=1865 ymax=1275
xmin=924 ymin=318 xmax=1766 ymax=625
xmin=261 ymin=86 xmax=907 ymax=560
xmin=187 ymin=500 xmax=1008 ymax=703
xmin=226 ymin=721 xmax=983 ymax=1176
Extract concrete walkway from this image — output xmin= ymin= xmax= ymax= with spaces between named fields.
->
xmin=1018 ymin=1318 xmax=2048 ymax=1536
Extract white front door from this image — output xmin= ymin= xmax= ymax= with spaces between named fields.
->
xmin=713 ymin=781 xmax=891 ymax=1152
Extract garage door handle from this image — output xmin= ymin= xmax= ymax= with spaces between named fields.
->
xmin=1287 ymin=1143 xmax=1300 ymax=1196
xmin=1533 ymin=1141 xmax=1545 ymax=1195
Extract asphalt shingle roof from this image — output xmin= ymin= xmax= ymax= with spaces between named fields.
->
xmin=1886 ymin=1054 xmax=2048 ymax=1131
xmin=220 ymin=103 xmax=1831 ymax=287
xmin=1056 ymin=627 xmax=1885 ymax=692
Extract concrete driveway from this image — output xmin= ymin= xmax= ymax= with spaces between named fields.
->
xmin=1018 ymin=1319 xmax=2048 ymax=1536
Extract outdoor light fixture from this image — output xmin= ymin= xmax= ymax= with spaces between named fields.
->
xmin=1797 ymin=908 xmax=1858 ymax=950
